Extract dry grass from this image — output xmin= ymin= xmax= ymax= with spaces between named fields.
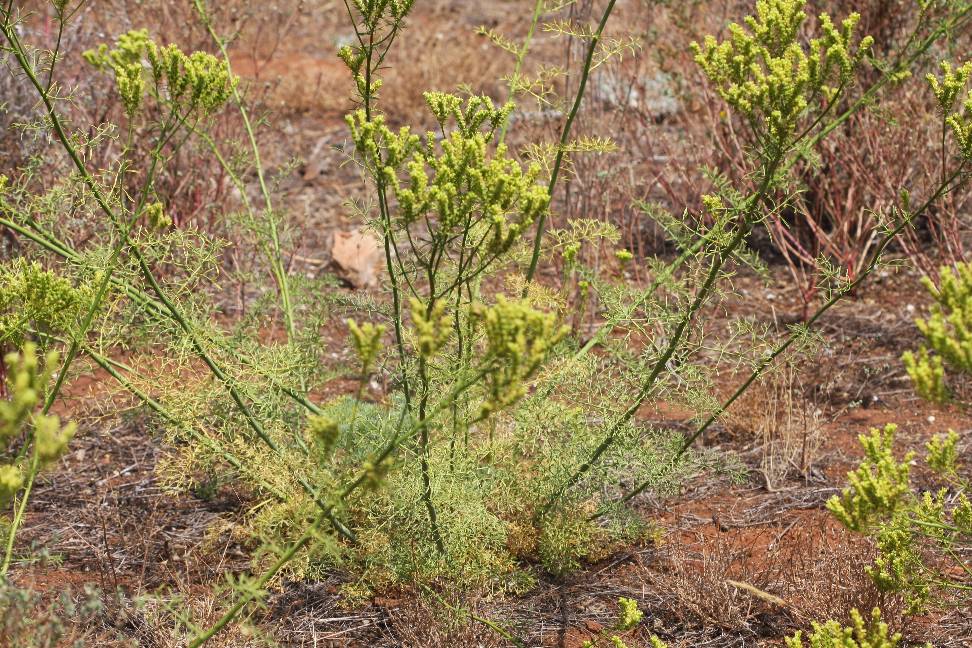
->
xmin=723 ymin=364 xmax=824 ymax=489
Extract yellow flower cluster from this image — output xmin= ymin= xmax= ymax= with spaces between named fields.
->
xmin=409 ymin=298 xmax=452 ymax=359
xmin=348 ymin=93 xmax=549 ymax=256
xmin=475 ymin=296 xmax=566 ymax=418
xmin=828 ymin=423 xmax=972 ymax=611
xmin=85 ymin=29 xmax=236 ymax=117
xmin=827 ymin=424 xmax=912 ymax=532
xmin=785 ymin=608 xmax=908 ymax=648
xmin=928 ymin=60 xmax=972 ymax=160
xmin=307 ymin=414 xmax=340 ymax=454
xmin=347 ymin=319 xmax=386 ymax=373
xmin=0 ymin=259 xmax=92 ymax=348
xmin=903 ymin=262 xmax=972 ymax=401
xmin=692 ymin=0 xmax=871 ymax=148
xmin=0 ymin=345 xmax=76 ymax=503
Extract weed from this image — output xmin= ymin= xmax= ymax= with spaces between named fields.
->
xmin=0 ymin=0 xmax=970 ymax=645
xmin=903 ymin=261 xmax=972 ymax=401
xmin=828 ymin=424 xmax=972 ymax=612
xmin=785 ymin=608 xmax=913 ymax=648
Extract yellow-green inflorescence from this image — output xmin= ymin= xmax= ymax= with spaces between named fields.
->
xmin=0 ymin=259 xmax=92 ymax=348
xmin=692 ymin=0 xmax=872 ymax=151
xmin=0 ymin=344 xmax=76 ymax=504
xmin=409 ymin=298 xmax=452 ymax=359
xmin=902 ymin=262 xmax=972 ymax=402
xmin=784 ymin=608 xmax=912 ymax=648
xmin=347 ymin=92 xmax=550 ymax=256
xmin=307 ymin=414 xmax=341 ymax=455
xmin=580 ymin=597 xmax=657 ymax=648
xmin=474 ymin=295 xmax=567 ymax=418
xmin=828 ymin=423 xmax=972 ymax=611
xmin=927 ymin=59 xmax=972 ymax=160
xmin=338 ymin=0 xmax=414 ymax=98
xmin=347 ymin=319 xmax=386 ymax=373
xmin=827 ymin=424 xmax=912 ymax=532
xmin=84 ymin=29 xmax=237 ymax=117
xmin=144 ymin=201 xmax=172 ymax=230
xmin=615 ymin=596 xmax=643 ymax=631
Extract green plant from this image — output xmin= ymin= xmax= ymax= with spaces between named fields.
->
xmin=827 ymin=424 xmax=972 ymax=611
xmin=0 ymin=260 xmax=93 ymax=351
xmin=0 ymin=344 xmax=76 ymax=576
xmin=903 ymin=261 xmax=972 ymax=401
xmin=784 ymin=608 xmax=911 ymax=648
xmin=2 ymin=0 xmax=972 ymax=645
xmin=581 ymin=596 xmax=663 ymax=648
xmin=682 ymin=1 xmax=972 ymax=315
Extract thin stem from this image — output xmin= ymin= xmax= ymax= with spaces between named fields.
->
xmin=525 ymin=0 xmax=618 ymax=283
xmin=0 ymin=18 xmax=282 ymax=452
xmin=0 ymin=215 xmax=328 ymax=420
xmin=497 ymin=0 xmax=545 ymax=146
xmin=539 ymin=154 xmax=782 ymax=516
xmin=192 ymin=0 xmax=298 ymax=345
xmin=81 ymin=345 xmax=290 ymax=501
xmin=188 ymin=509 xmax=326 ymax=648
xmin=596 ymin=166 xmax=967 ymax=516
xmin=189 ymin=364 xmax=492 ymax=646
xmin=0 ymin=16 xmax=360 ymax=538
xmin=1 ymin=452 xmax=38 ymax=575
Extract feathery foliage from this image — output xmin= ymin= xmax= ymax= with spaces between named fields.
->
xmin=1 ymin=0 xmax=971 ymax=644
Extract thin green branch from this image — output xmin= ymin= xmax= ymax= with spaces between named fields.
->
xmin=525 ymin=0 xmax=619 ymax=283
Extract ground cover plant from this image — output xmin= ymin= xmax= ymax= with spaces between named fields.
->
xmin=1 ymin=0 xmax=971 ymax=645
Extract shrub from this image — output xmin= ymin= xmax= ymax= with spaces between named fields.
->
xmin=1 ymin=0 xmax=970 ymax=644
xmin=828 ymin=424 xmax=972 ymax=611
xmin=903 ymin=261 xmax=972 ymax=401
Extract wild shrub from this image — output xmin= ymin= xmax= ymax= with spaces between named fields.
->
xmin=1 ymin=0 xmax=970 ymax=644
xmin=903 ymin=261 xmax=972 ymax=401
xmin=828 ymin=424 xmax=971 ymax=612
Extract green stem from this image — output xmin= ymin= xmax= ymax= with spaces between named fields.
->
xmin=192 ymin=0 xmax=298 ymax=345
xmin=1 ymin=452 xmax=39 ymax=576
xmin=539 ymin=154 xmax=782 ymax=516
xmin=596 ymin=166 xmax=967 ymax=517
xmin=0 ymin=215 xmax=329 ymax=422
xmin=525 ymin=0 xmax=619 ymax=283
xmin=0 ymin=17 xmax=359 ymax=539
xmin=496 ymin=0 xmax=545 ymax=146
